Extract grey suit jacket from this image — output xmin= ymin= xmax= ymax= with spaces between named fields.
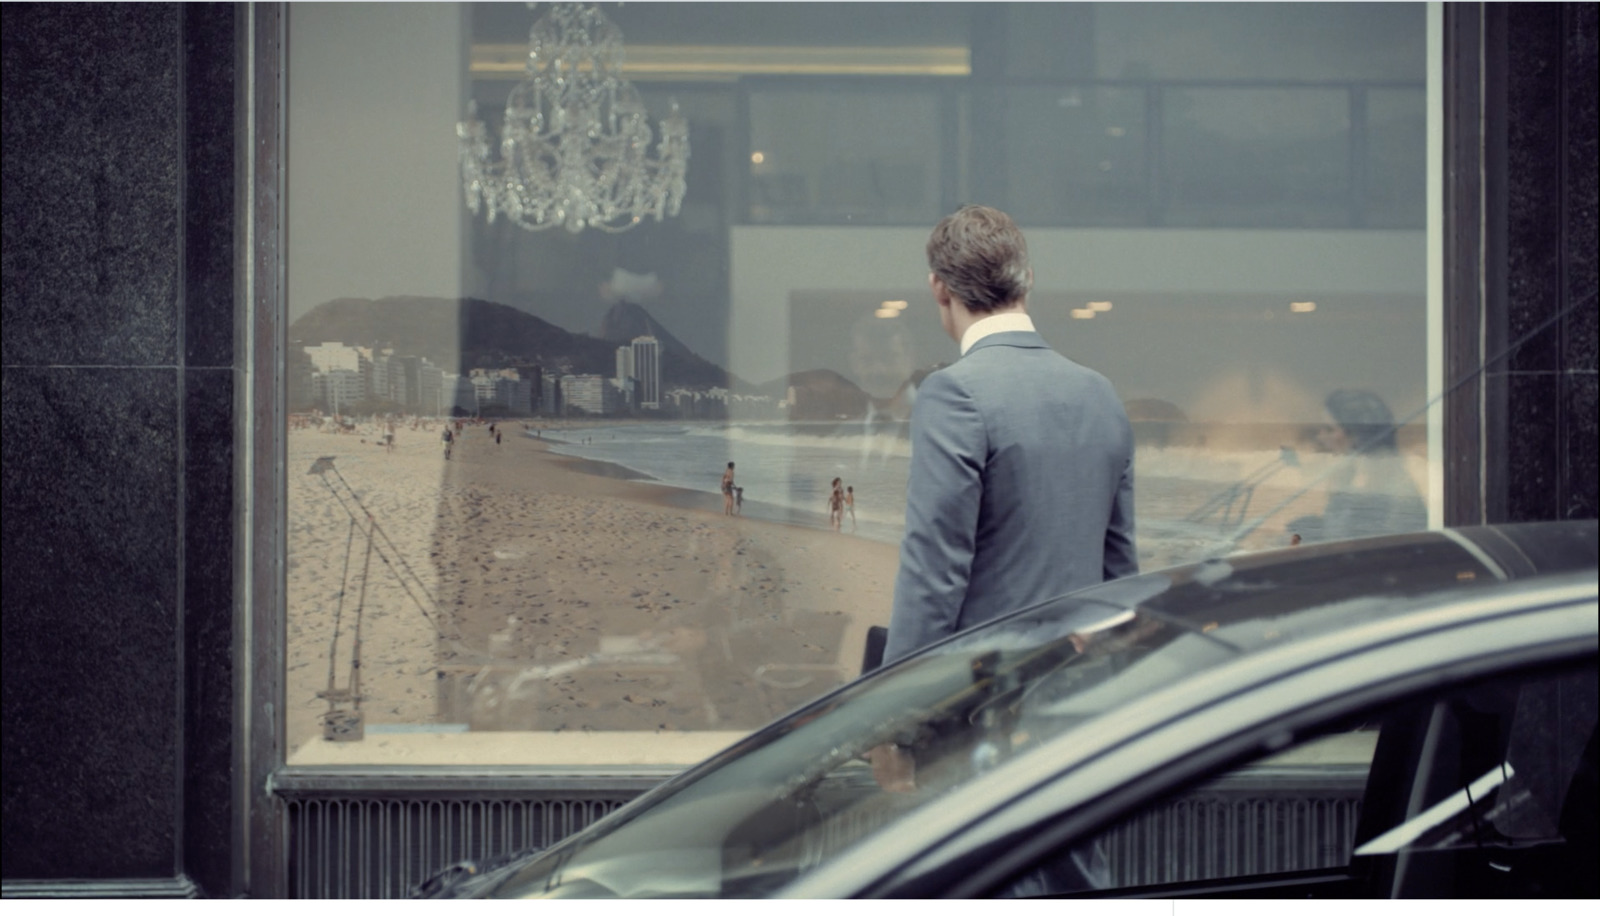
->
xmin=884 ymin=330 xmax=1137 ymax=663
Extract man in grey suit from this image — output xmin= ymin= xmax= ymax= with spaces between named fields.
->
xmin=883 ymin=205 xmax=1138 ymax=663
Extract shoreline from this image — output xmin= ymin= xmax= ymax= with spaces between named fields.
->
xmin=286 ymin=419 xmax=901 ymax=763
xmin=531 ymin=429 xmax=886 ymax=541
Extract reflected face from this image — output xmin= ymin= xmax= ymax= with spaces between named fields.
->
xmin=1315 ymin=421 xmax=1351 ymax=454
xmin=849 ymin=309 xmax=916 ymax=398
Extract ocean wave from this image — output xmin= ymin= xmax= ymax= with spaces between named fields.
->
xmin=710 ymin=425 xmax=915 ymax=459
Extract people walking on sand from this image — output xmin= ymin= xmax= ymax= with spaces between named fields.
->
xmin=846 ymin=485 xmax=857 ymax=532
xmin=828 ymin=478 xmax=845 ymax=532
xmin=441 ymin=425 xmax=454 ymax=460
xmin=721 ymin=461 xmax=737 ymax=516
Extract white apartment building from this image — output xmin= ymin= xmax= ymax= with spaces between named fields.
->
xmin=442 ymin=373 xmax=476 ymax=414
xmin=417 ymin=361 xmax=445 ymax=416
xmin=615 ymin=345 xmax=635 ymax=387
xmin=560 ymin=374 xmax=619 ymax=415
xmin=312 ymin=368 xmax=366 ymax=414
xmin=304 ymin=341 xmax=365 ymax=374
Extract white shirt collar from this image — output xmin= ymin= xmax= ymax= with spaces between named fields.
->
xmin=960 ymin=311 xmax=1036 ymax=355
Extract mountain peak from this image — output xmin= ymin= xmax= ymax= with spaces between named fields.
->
xmin=288 ymin=295 xmax=734 ymax=389
xmin=598 ymin=300 xmax=675 ymax=350
xmin=596 ymin=300 xmax=735 ymax=387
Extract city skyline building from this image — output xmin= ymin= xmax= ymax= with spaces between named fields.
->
xmin=615 ymin=345 xmax=635 ymax=387
xmin=304 ymin=341 xmax=365 ymax=374
xmin=631 ymin=335 xmax=660 ymax=410
xmin=561 ymin=373 xmax=621 ymax=415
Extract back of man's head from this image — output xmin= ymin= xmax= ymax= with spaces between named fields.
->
xmin=926 ymin=205 xmax=1031 ymax=313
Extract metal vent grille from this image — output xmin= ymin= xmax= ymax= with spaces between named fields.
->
xmin=1104 ymin=794 xmax=1362 ymax=887
xmin=285 ymin=794 xmax=636 ymax=898
xmin=282 ymin=780 xmax=1361 ymax=897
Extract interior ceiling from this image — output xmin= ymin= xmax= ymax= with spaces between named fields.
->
xmin=471 ymin=2 xmax=980 ymax=47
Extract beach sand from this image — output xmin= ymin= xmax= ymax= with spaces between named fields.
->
xmin=286 ymin=420 xmax=900 ymax=764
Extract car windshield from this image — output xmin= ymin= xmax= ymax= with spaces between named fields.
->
xmin=482 ymin=533 xmax=1534 ymax=899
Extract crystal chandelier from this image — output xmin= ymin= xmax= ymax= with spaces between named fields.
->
xmin=456 ymin=2 xmax=689 ymax=234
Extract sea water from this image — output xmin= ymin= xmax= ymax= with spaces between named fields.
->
xmin=536 ymin=421 xmax=1425 ymax=570
xmin=538 ymin=420 xmax=915 ymax=544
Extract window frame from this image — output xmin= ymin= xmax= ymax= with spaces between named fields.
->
xmin=239 ymin=2 xmax=1480 ymax=897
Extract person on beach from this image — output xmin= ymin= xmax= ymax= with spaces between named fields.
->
xmin=846 ymin=486 xmax=857 ymax=533
xmin=884 ymin=205 xmax=1138 ymax=664
xmin=734 ymin=486 xmax=744 ymax=516
xmin=441 ymin=425 xmax=454 ymax=460
xmin=721 ymin=461 xmax=737 ymax=516
xmin=828 ymin=478 xmax=845 ymax=532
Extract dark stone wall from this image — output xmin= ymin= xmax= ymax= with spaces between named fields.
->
xmin=1 ymin=2 xmax=236 ymax=897
xmin=1491 ymin=2 xmax=1599 ymax=523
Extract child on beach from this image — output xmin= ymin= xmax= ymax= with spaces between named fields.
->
xmin=846 ymin=486 xmax=856 ymax=532
xmin=734 ymin=486 xmax=744 ymax=516
xmin=721 ymin=462 xmax=737 ymax=516
xmin=828 ymin=478 xmax=845 ymax=532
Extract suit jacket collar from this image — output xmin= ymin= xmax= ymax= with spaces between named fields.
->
xmin=960 ymin=311 xmax=1036 ymax=353
xmin=963 ymin=329 xmax=1051 ymax=356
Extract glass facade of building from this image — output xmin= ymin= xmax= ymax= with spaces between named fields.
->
xmin=284 ymin=2 xmax=1435 ymax=765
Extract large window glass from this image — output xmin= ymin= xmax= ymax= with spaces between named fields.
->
xmin=284 ymin=2 xmax=1435 ymax=766
xmin=748 ymin=88 xmax=946 ymax=225
xmin=1002 ymin=86 xmax=1149 ymax=228
xmin=1161 ymin=87 xmax=1353 ymax=228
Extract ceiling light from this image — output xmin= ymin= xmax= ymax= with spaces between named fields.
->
xmin=1088 ymin=301 xmax=1113 ymax=312
xmin=874 ymin=308 xmax=899 ymax=318
xmin=882 ymin=300 xmax=908 ymax=311
xmin=751 ymin=151 xmax=766 ymax=165
xmin=1071 ymin=308 xmax=1096 ymax=319
xmin=1290 ymin=301 xmax=1317 ymax=313
xmin=456 ymin=3 xmax=688 ymax=234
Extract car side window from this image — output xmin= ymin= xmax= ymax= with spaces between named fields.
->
xmin=993 ymin=664 xmax=1597 ymax=899
xmin=1352 ymin=668 xmax=1597 ymax=898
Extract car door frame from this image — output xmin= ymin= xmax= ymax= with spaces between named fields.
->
xmin=777 ymin=580 xmax=1597 ymax=898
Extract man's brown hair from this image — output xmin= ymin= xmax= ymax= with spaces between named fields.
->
xmin=925 ymin=205 xmax=1031 ymax=314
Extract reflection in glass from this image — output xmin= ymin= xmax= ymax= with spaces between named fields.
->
xmin=748 ymin=89 xmax=943 ymax=224
xmin=283 ymin=2 xmax=1434 ymax=765
xmin=1004 ymin=86 xmax=1148 ymax=227
xmin=1162 ymin=87 xmax=1350 ymax=228
xmin=1364 ymin=88 xmax=1427 ymax=228
xmin=1313 ymin=388 xmax=1427 ymax=541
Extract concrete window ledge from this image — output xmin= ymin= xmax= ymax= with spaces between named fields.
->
xmin=1 ymin=877 xmax=201 ymax=899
